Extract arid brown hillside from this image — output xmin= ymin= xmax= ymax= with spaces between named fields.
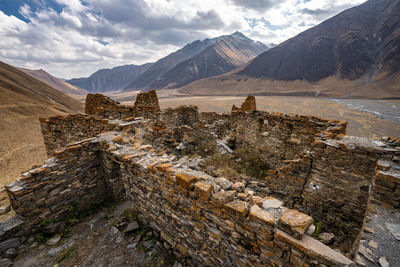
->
xmin=180 ymin=0 xmax=400 ymax=98
xmin=149 ymin=33 xmax=267 ymax=89
xmin=0 ymin=61 xmax=83 ymax=112
xmin=19 ymin=67 xmax=87 ymax=100
xmin=0 ymin=61 xmax=83 ymax=187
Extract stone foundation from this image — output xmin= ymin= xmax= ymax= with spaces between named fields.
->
xmin=1 ymin=92 xmax=399 ymax=265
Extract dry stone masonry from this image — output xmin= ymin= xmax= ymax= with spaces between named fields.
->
xmin=1 ymin=91 xmax=399 ymax=266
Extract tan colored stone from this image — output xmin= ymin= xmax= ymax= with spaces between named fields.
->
xmin=249 ymin=205 xmax=275 ymax=226
xmin=251 ymin=195 xmax=263 ymax=206
xmin=194 ymin=181 xmax=212 ymax=201
xmin=176 ymin=173 xmax=199 ymax=190
xmin=211 ymin=190 xmax=237 ymax=206
xmin=232 ymin=182 xmax=245 ymax=192
xmin=121 ymin=154 xmax=136 ymax=162
xmin=237 ymin=192 xmax=249 ymax=200
xmin=54 ymin=148 xmax=65 ymax=155
xmin=224 ymin=200 xmax=250 ymax=218
xmin=112 ymin=135 xmax=123 ymax=144
xmin=275 ymin=230 xmax=354 ymax=266
xmin=66 ymin=144 xmax=82 ymax=151
xmin=376 ymin=170 xmax=400 ymax=184
xmin=156 ymin=163 xmax=172 ymax=172
xmin=277 ymin=209 xmax=313 ymax=239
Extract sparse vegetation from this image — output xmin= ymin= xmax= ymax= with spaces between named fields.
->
xmin=40 ymin=219 xmax=50 ymax=227
xmin=55 ymin=245 xmax=77 ymax=262
xmin=240 ymin=156 xmax=269 ymax=180
xmin=204 ymin=149 xmax=269 ymax=181
xmin=313 ymin=220 xmax=323 ymax=238
xmin=35 ymin=233 xmax=46 ymax=244
xmin=338 ymin=221 xmax=345 ymax=236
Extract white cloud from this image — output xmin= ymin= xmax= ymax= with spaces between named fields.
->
xmin=0 ymin=0 xmax=366 ymax=78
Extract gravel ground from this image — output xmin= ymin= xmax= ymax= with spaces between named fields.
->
xmin=6 ymin=200 xmax=178 ymax=267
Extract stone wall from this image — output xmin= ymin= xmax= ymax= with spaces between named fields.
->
xmin=85 ymin=91 xmax=160 ymax=120
xmin=85 ymin=94 xmax=135 ymax=119
xmin=6 ymin=140 xmax=112 ymax=225
xmin=2 ymin=138 xmax=125 ymax=248
xmin=230 ymin=111 xmax=347 ymax=169
xmin=134 ymin=90 xmax=160 ymax=117
xmin=300 ymin=136 xmax=399 ymax=252
xmin=232 ymin=95 xmax=256 ymax=112
xmin=39 ymin=114 xmax=116 ymax=156
xmin=352 ymin=144 xmax=400 ymax=265
xmin=371 ymin=157 xmax=400 ymax=208
xmin=2 ymin=92 xmax=399 ymax=264
xmin=2 ymin=130 xmax=355 ymax=265
xmin=118 ymin=147 xmax=354 ymax=266
xmin=36 ymin=94 xmax=396 ymax=254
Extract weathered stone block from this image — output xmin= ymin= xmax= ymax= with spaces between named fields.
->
xmin=275 ymin=230 xmax=353 ymax=266
xmin=249 ymin=205 xmax=274 ymax=226
xmin=224 ymin=200 xmax=250 ymax=218
xmin=277 ymin=209 xmax=312 ymax=240
xmin=176 ymin=173 xmax=199 ymax=190
xmin=232 ymin=182 xmax=245 ymax=192
xmin=211 ymin=190 xmax=237 ymax=206
xmin=194 ymin=181 xmax=212 ymax=201
xmin=376 ymin=170 xmax=400 ymax=184
xmin=156 ymin=163 xmax=173 ymax=172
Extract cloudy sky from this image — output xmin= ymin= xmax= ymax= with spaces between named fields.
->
xmin=0 ymin=0 xmax=366 ymax=79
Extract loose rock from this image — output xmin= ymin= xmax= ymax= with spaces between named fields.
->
xmin=318 ymin=232 xmax=334 ymax=245
xmin=46 ymin=234 xmax=61 ymax=246
xmin=124 ymin=221 xmax=140 ymax=233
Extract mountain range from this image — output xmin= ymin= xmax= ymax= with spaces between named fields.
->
xmin=66 ymin=63 xmax=153 ymax=93
xmin=148 ymin=32 xmax=267 ymax=90
xmin=179 ymin=0 xmax=400 ymax=98
xmin=65 ymin=32 xmax=268 ymax=93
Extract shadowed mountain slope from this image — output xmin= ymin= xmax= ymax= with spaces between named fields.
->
xmin=148 ymin=33 xmax=268 ymax=89
xmin=179 ymin=0 xmax=400 ymax=98
xmin=67 ymin=63 xmax=153 ymax=93
xmin=123 ymin=37 xmax=222 ymax=91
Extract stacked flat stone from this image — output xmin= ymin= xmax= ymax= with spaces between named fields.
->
xmin=232 ymin=95 xmax=257 ymax=112
xmin=39 ymin=114 xmax=116 ymax=156
xmin=1 ymin=91 xmax=399 ymax=264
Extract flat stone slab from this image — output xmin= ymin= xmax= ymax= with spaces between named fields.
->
xmin=48 ymin=240 xmax=75 ymax=257
xmin=46 ymin=234 xmax=61 ymax=246
xmin=0 ymin=238 xmax=21 ymax=253
xmin=385 ymin=222 xmax=400 ymax=241
xmin=277 ymin=209 xmax=313 ymax=240
xmin=249 ymin=205 xmax=274 ymax=226
xmin=124 ymin=221 xmax=139 ymax=233
xmin=275 ymin=230 xmax=354 ymax=266
xmin=224 ymin=200 xmax=250 ymax=218
xmin=211 ymin=190 xmax=237 ymax=206
xmin=262 ymin=196 xmax=283 ymax=209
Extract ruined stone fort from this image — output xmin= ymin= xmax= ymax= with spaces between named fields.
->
xmin=1 ymin=91 xmax=399 ymax=266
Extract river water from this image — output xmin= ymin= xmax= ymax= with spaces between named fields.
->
xmin=331 ymin=99 xmax=400 ymax=125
